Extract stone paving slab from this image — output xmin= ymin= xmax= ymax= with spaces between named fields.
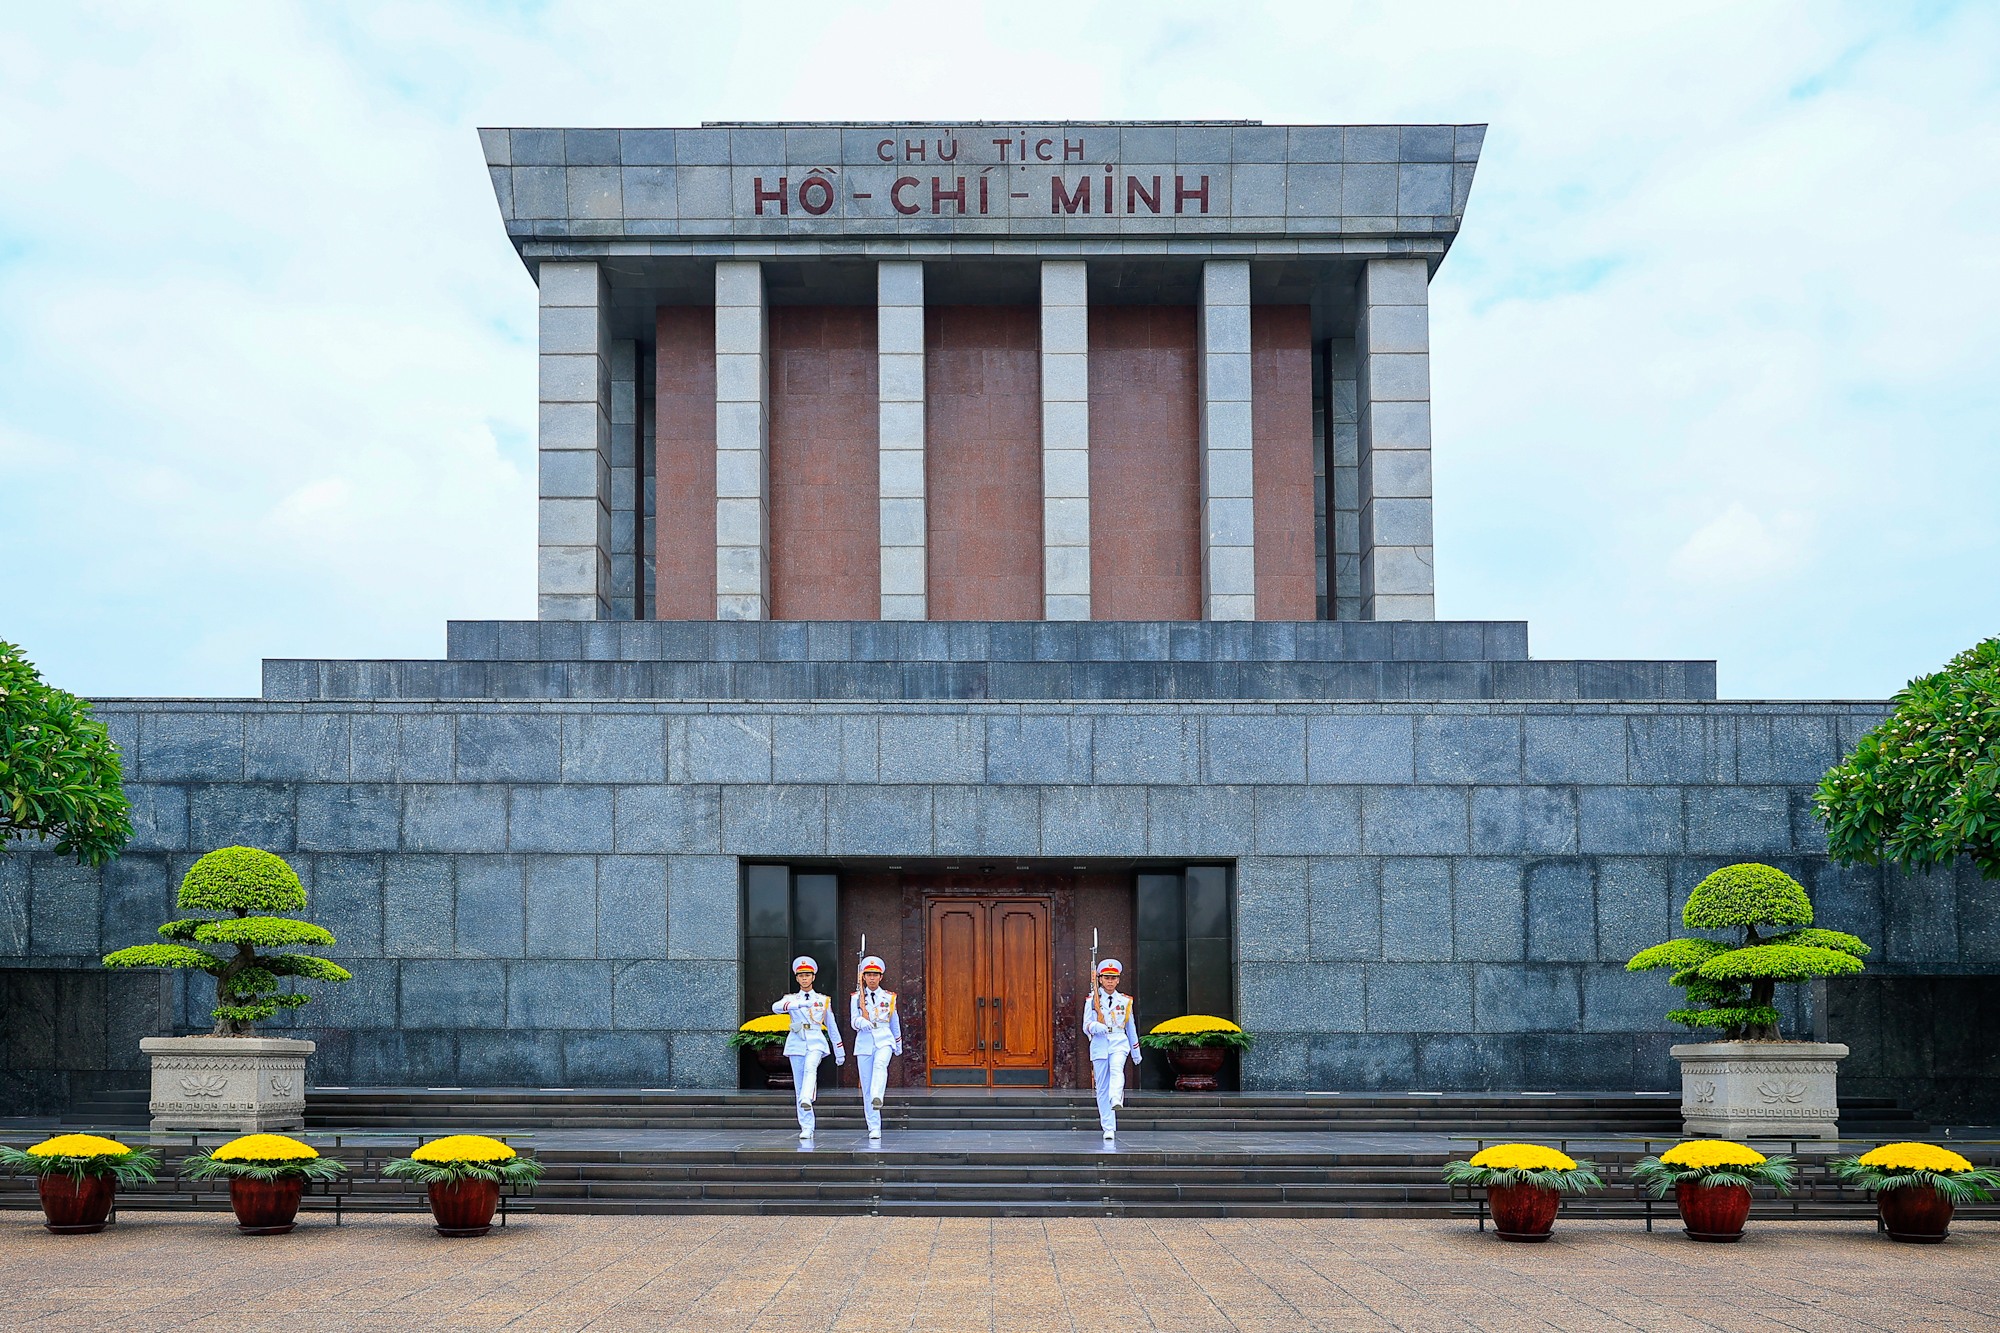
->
xmin=0 ymin=1212 xmax=1991 ymax=1332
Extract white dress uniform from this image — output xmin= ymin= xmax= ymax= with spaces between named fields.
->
xmin=849 ymin=957 xmax=902 ymax=1140
xmin=772 ymin=956 xmax=844 ymax=1139
xmin=1081 ymin=961 xmax=1140 ymax=1139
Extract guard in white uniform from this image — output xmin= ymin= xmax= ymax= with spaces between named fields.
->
xmin=1081 ymin=959 xmax=1140 ymax=1140
xmin=771 ymin=956 xmax=844 ymax=1139
xmin=849 ymin=955 xmax=902 ymax=1141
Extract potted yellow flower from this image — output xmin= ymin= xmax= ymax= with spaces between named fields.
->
xmin=1440 ymin=1143 xmax=1602 ymax=1241
xmin=729 ymin=1013 xmax=795 ymax=1088
xmin=381 ymin=1135 xmax=544 ymax=1237
xmin=1138 ymin=1016 xmax=1253 ymax=1091
xmin=180 ymin=1133 xmax=346 ymax=1234
xmin=1631 ymin=1140 xmax=1795 ymax=1242
xmin=1833 ymin=1142 xmax=2000 ymax=1243
xmin=0 ymin=1134 xmax=161 ymax=1233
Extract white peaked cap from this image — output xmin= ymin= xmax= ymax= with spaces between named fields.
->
xmin=1097 ymin=958 xmax=1122 ymax=975
xmin=791 ymin=956 xmax=818 ymax=973
xmin=860 ymin=955 xmax=886 ymax=972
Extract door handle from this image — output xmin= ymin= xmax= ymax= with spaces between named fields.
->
xmin=976 ymin=1039 xmax=985 ymax=1050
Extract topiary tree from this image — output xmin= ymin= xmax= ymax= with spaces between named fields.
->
xmin=102 ymin=847 xmax=351 ymax=1036
xmin=1626 ymin=863 xmax=1870 ymax=1042
xmin=1815 ymin=634 xmax=2000 ymax=880
xmin=0 ymin=640 xmax=132 ymax=867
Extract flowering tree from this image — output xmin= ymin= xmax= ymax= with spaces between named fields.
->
xmin=1816 ymin=635 xmax=2000 ymax=880
xmin=0 ymin=640 xmax=131 ymax=867
xmin=102 ymin=846 xmax=350 ymax=1036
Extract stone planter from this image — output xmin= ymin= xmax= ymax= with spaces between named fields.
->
xmin=140 ymin=1035 xmax=315 ymax=1132
xmin=1877 ymin=1184 xmax=1955 ymax=1243
xmin=1671 ymin=1041 xmax=1847 ymax=1140
xmin=1485 ymin=1182 xmax=1560 ymax=1242
xmin=753 ymin=1045 xmax=794 ymax=1089
xmin=1164 ymin=1046 xmax=1226 ymax=1092
xmin=1675 ymin=1181 xmax=1751 ymax=1242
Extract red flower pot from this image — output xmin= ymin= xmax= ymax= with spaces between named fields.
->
xmin=1165 ymin=1046 xmax=1226 ymax=1092
xmin=1486 ymin=1182 xmax=1561 ymax=1241
xmin=1676 ymin=1181 xmax=1752 ymax=1242
xmin=1878 ymin=1184 xmax=1954 ymax=1243
xmin=38 ymin=1174 xmax=116 ymax=1234
xmin=755 ymin=1045 xmax=794 ymax=1089
xmin=230 ymin=1176 xmax=306 ymax=1235
xmin=428 ymin=1177 xmax=502 ymax=1237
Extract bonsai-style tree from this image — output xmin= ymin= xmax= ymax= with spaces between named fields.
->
xmin=1816 ymin=635 xmax=2000 ymax=880
xmin=102 ymin=846 xmax=351 ymax=1036
xmin=0 ymin=640 xmax=131 ymax=867
xmin=1626 ymin=863 xmax=1870 ymax=1041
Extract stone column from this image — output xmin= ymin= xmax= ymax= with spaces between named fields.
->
xmin=608 ymin=338 xmax=638 ymax=620
xmin=1040 ymin=259 xmax=1090 ymax=620
xmin=537 ymin=260 xmax=613 ymax=620
xmin=877 ymin=260 xmax=927 ymax=620
xmin=714 ymin=260 xmax=770 ymax=621
xmin=1356 ymin=258 xmax=1435 ymax=620
xmin=1198 ymin=259 xmax=1254 ymax=620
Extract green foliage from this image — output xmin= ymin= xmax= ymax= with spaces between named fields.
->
xmin=100 ymin=846 xmax=344 ymax=1035
xmin=181 ymin=1152 xmax=346 ymax=1184
xmin=0 ymin=1144 xmax=161 ymax=1185
xmin=1696 ymin=943 xmax=1863 ymax=982
xmin=1816 ymin=635 xmax=2000 ymax=880
xmin=1138 ymin=1029 xmax=1255 ymax=1051
xmin=1682 ymin=863 xmax=1814 ymax=930
xmin=192 ymin=916 xmax=336 ymax=948
xmin=1832 ymin=1157 xmax=2000 ymax=1203
xmin=380 ymin=1155 xmax=547 ymax=1186
xmin=1631 ymin=1155 xmax=1796 ymax=1197
xmin=0 ymin=640 xmax=132 ymax=867
xmin=178 ymin=846 xmax=307 ymax=913
xmin=1627 ymin=862 xmax=1871 ymax=1041
xmin=1439 ymin=1158 xmax=1604 ymax=1193
xmin=725 ymin=1028 xmax=788 ymax=1050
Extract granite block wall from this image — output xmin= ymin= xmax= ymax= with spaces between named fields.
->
xmin=5 ymin=695 xmax=1995 ymax=1110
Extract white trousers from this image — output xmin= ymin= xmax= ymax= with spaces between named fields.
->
xmin=857 ymin=1048 xmax=893 ymax=1134
xmin=1092 ymin=1049 xmax=1130 ymax=1132
xmin=790 ymin=1052 xmax=825 ymax=1136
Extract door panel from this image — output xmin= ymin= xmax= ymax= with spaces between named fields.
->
xmin=925 ymin=897 xmax=1050 ymax=1086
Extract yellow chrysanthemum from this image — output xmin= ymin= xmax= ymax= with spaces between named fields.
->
xmin=411 ymin=1135 xmax=517 ymax=1164
xmin=1149 ymin=1015 xmax=1243 ymax=1035
xmin=739 ymin=1014 xmax=792 ymax=1033
xmin=26 ymin=1134 xmax=132 ymax=1158
xmin=1857 ymin=1142 xmax=1974 ymax=1173
xmin=211 ymin=1134 xmax=319 ymax=1162
xmin=1660 ymin=1140 xmax=1767 ymax=1169
xmin=1468 ymin=1143 xmax=1577 ymax=1171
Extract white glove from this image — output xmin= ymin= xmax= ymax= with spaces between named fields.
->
xmin=1132 ymin=1050 xmax=1142 ymax=1065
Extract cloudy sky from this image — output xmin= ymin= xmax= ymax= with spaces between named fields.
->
xmin=4 ymin=1 xmax=1995 ymax=700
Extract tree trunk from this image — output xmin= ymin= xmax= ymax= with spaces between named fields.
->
xmin=1745 ymin=976 xmax=1780 ymax=1041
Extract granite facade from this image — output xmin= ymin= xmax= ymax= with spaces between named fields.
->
xmin=8 ymin=693 xmax=1993 ymax=1108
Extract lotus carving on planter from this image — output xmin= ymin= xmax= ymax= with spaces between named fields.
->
xmin=381 ymin=1135 xmax=544 ymax=1237
xmin=1138 ymin=1016 xmax=1254 ymax=1091
xmin=181 ymin=1133 xmax=346 ymax=1234
xmin=1441 ymin=1143 xmax=1603 ymax=1242
xmin=0 ymin=1134 xmax=161 ymax=1234
xmin=1632 ymin=1140 xmax=1796 ymax=1242
xmin=1833 ymin=1142 xmax=2000 ymax=1243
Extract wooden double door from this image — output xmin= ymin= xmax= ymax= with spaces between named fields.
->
xmin=924 ymin=898 xmax=1052 ymax=1086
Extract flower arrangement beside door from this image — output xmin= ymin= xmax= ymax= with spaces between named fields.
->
xmin=730 ymin=1013 xmax=796 ymax=1089
xmin=1139 ymin=1016 xmax=1253 ymax=1091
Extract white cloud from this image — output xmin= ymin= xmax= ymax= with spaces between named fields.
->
xmin=2 ymin=1 xmax=1996 ymax=700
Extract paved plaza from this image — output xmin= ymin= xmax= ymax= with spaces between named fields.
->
xmin=0 ymin=1213 xmax=1991 ymax=1332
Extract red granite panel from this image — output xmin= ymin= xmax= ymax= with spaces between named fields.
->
xmin=1089 ymin=306 xmax=1201 ymax=621
xmin=836 ymin=870 xmax=904 ymax=1088
xmin=926 ymin=306 xmax=1042 ymax=620
xmin=769 ymin=306 xmax=879 ymax=620
xmin=652 ymin=306 xmax=716 ymax=620
xmin=1253 ymin=305 xmax=1318 ymax=620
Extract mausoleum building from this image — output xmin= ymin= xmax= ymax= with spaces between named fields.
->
xmin=3 ymin=122 xmax=1993 ymax=1121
